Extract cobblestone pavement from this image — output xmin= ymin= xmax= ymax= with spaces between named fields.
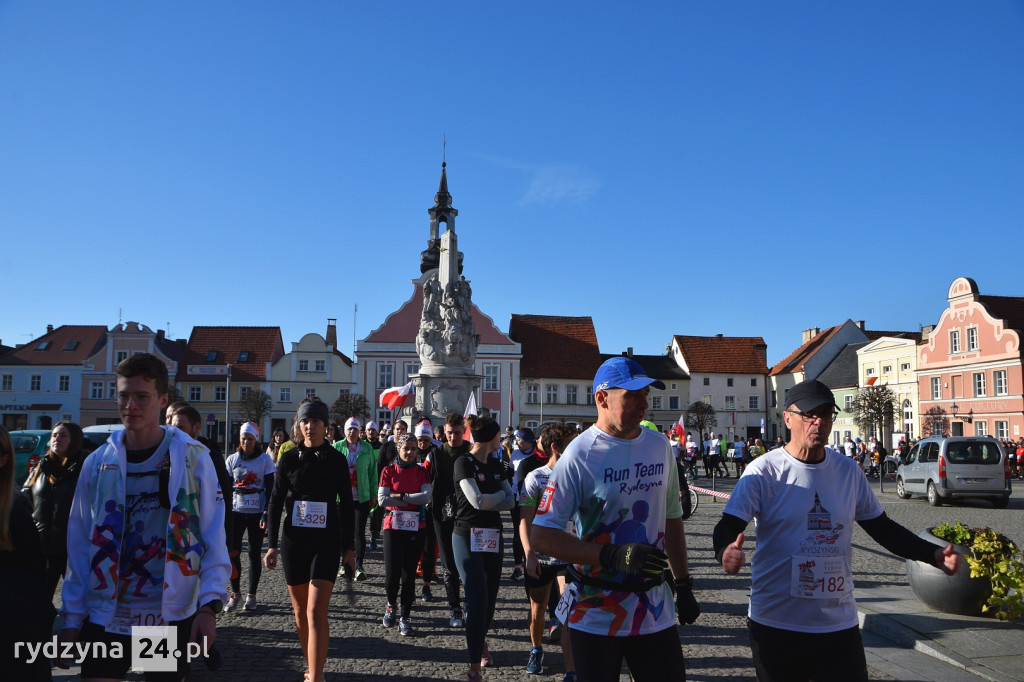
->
xmin=54 ymin=472 xmax=1020 ymax=681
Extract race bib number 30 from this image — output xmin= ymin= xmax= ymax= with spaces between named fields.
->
xmin=790 ymin=555 xmax=852 ymax=599
xmin=392 ymin=510 xmax=419 ymax=531
xmin=293 ymin=500 xmax=328 ymax=528
xmin=470 ymin=527 xmax=500 ymax=553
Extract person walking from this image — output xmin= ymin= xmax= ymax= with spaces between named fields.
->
xmin=264 ymin=398 xmax=355 ymax=682
xmin=452 ymin=415 xmax=516 ymax=681
xmin=225 ymin=422 xmax=275 ymax=612
xmin=377 ymin=433 xmax=432 ymax=637
xmin=267 ymin=427 xmax=289 ymax=463
xmin=333 ymin=417 xmax=375 ymax=581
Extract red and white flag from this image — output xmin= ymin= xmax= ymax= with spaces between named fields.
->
xmin=379 ymin=381 xmax=415 ymax=409
xmin=673 ymin=415 xmax=686 ymax=442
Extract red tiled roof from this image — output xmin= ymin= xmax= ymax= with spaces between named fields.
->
xmin=979 ymin=295 xmax=1024 ymax=333
xmin=176 ymin=327 xmax=285 ymax=382
xmin=769 ymin=324 xmax=843 ymax=376
xmin=0 ymin=325 xmax=107 ymax=366
xmin=508 ymin=315 xmax=602 ymax=380
xmin=673 ymin=335 xmax=769 ymax=374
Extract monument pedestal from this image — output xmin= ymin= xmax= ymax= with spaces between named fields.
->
xmin=409 ymin=370 xmax=482 ymax=425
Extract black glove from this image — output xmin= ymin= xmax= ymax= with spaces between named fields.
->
xmin=599 ymin=543 xmax=668 ymax=577
xmin=675 ymin=576 xmax=701 ymax=625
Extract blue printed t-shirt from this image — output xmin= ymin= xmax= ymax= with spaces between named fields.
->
xmin=533 ymin=425 xmax=682 ymax=637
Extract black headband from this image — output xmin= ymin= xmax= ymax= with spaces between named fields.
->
xmin=471 ymin=419 xmax=500 ymax=444
xmin=296 ymin=401 xmax=330 ymax=425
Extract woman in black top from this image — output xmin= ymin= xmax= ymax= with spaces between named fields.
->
xmin=21 ymin=421 xmax=85 ymax=599
xmin=452 ymin=415 xmax=516 ymax=681
xmin=264 ymin=398 xmax=355 ymax=682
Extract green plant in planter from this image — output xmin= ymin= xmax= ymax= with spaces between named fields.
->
xmin=932 ymin=521 xmax=1024 ymax=620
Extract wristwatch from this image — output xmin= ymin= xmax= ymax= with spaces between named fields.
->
xmin=200 ymin=599 xmax=223 ymax=616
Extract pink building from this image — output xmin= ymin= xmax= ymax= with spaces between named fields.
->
xmin=917 ymin=277 xmax=1024 ymax=440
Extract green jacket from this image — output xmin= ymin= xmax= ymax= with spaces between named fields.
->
xmin=333 ymin=438 xmax=377 ymax=504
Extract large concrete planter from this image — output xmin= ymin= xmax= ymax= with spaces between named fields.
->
xmin=905 ymin=528 xmax=991 ymax=616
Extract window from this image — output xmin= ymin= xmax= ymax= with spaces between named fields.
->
xmin=57 ymin=375 xmax=70 ymax=392
xmin=205 ymin=350 xmax=218 ymax=362
xmin=975 ymin=420 xmax=988 ymax=436
xmin=751 ymin=378 xmax=758 ymax=387
xmin=727 ymin=378 xmax=734 ymax=387
xmin=30 ymin=375 xmax=41 ymax=391
xmin=546 ymin=384 xmax=558 ymax=404
xmin=585 ymin=386 xmax=594 ymax=405
xmin=526 ymin=384 xmax=538 ymax=404
xmin=974 ymin=372 xmax=986 ymax=397
xmin=90 ymin=381 xmax=104 ymax=399
xmin=483 ymin=365 xmax=499 ymax=391
xmin=994 ymin=370 xmax=1007 ymax=396
xmin=844 ymin=394 xmax=854 ymax=410
xmin=305 ymin=388 xmax=317 ymax=398
xmin=114 ymin=350 xmax=128 ymax=365
xmin=338 ymin=388 xmax=350 ymax=397
xmin=725 ymin=395 xmax=735 ymax=410
xmin=314 ymin=360 xmax=325 ymax=372
xmin=525 ymin=420 xmax=539 ymax=429
xmin=865 ymin=368 xmax=875 ymax=377
xmin=214 ymin=386 xmax=226 ymax=401
xmin=36 ymin=341 xmax=50 ymax=351
xmin=967 ymin=327 xmax=978 ymax=351
xmin=189 ymin=386 xmax=202 ymax=402
xmin=0 ymin=375 xmax=10 ymax=391
xmin=771 ymin=391 xmax=777 ymax=408
xmin=651 ymin=396 xmax=662 ymax=410
xmin=298 ymin=359 xmax=309 ymax=372
xmin=669 ymin=396 xmax=679 ymax=410
xmin=238 ymin=351 xmax=250 ymax=363
xmin=931 ymin=377 xmax=941 ymax=400
xmin=404 ymin=363 xmax=420 ymax=381
xmin=703 ymin=378 xmax=710 ymax=386
xmin=566 ymin=384 xmax=578 ymax=405
xmin=279 ymin=387 xmax=291 ymax=403
xmin=108 ymin=381 xmax=117 ymax=398
xmin=903 ymin=400 xmax=914 ymax=440
xmin=749 ymin=396 xmax=760 ymax=410
xmin=377 ymin=363 xmax=394 ymax=389
xmin=996 ymin=420 xmax=1009 ymax=439
xmin=901 ymin=363 xmax=911 ymax=372
xmin=62 ymin=413 xmax=72 ymax=422
xmin=377 ymin=409 xmax=390 ymax=425
xmin=239 ymin=386 xmax=253 ymax=400
xmin=950 ymin=329 xmax=961 ymax=353
xmin=701 ymin=395 xmax=711 ymax=404
xmin=882 ymin=365 xmax=892 ymax=374
xmin=64 ymin=341 xmax=79 ymax=351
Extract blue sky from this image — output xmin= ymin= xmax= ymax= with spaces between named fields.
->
xmin=2 ymin=2 xmax=1022 ymax=367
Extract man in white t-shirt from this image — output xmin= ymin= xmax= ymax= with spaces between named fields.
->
xmin=532 ymin=357 xmax=700 ymax=682
xmin=714 ymin=379 xmax=960 ymax=682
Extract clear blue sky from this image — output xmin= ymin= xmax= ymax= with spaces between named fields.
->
xmin=2 ymin=2 xmax=1022 ymax=367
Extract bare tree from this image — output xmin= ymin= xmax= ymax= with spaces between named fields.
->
xmin=922 ymin=406 xmax=950 ymax=438
xmin=331 ymin=393 xmax=371 ymax=424
xmin=237 ymin=389 xmax=273 ymax=425
xmin=848 ymin=385 xmax=899 ymax=446
xmin=684 ymin=401 xmax=718 ymax=448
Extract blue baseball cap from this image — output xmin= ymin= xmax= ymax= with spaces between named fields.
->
xmin=593 ymin=357 xmax=666 ymax=393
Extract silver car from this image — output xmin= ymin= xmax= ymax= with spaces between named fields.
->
xmin=896 ymin=436 xmax=1011 ymax=508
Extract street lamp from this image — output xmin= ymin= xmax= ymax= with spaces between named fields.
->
xmin=950 ymin=402 xmax=974 ymax=424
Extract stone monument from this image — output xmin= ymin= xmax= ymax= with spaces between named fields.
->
xmin=409 ymin=163 xmax=481 ymax=424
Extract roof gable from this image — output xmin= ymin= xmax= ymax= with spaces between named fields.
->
xmin=817 ymin=342 xmax=868 ymax=389
xmin=0 ymin=325 xmax=108 ymax=366
xmin=769 ymin=324 xmax=844 ymax=376
xmin=672 ymin=335 xmax=769 ymax=375
xmin=979 ymin=295 xmax=1024 ymax=334
xmin=509 ymin=314 xmax=603 ymax=380
xmin=177 ymin=326 xmax=285 ymax=382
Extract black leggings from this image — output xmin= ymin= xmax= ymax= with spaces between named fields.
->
xmin=569 ymin=624 xmax=685 ymax=682
xmin=384 ymin=528 xmax=425 ymax=617
xmin=748 ymin=618 xmax=867 ymax=682
xmin=229 ymin=512 xmax=265 ymax=595
xmin=433 ymin=516 xmax=462 ymax=610
xmin=353 ymin=500 xmax=370 ymax=565
xmin=510 ymin=505 xmax=524 ymax=566
xmin=420 ymin=515 xmax=437 ymax=582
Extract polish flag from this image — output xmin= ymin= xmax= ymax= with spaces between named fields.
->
xmin=867 ymin=377 xmax=878 ymax=386
xmin=673 ymin=415 xmax=686 ymax=442
xmin=379 ymin=381 xmax=415 ymax=409
xmin=464 ymin=391 xmax=478 ymax=443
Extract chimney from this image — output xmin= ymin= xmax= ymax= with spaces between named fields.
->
xmin=326 ymin=318 xmax=338 ymax=349
xmin=801 ymin=327 xmax=821 ymax=343
xmin=921 ymin=324 xmax=935 ymax=339
xmin=715 ymin=333 xmax=723 ymax=338
xmin=47 ymin=324 xmax=54 ymax=334
xmin=854 ymin=320 xmax=865 ymax=330
xmin=755 ymin=343 xmax=767 ymax=362
xmin=627 ymin=347 xmax=633 ymax=357
xmin=156 ymin=329 xmax=165 ymax=340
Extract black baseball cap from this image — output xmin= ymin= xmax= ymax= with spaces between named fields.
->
xmin=785 ymin=380 xmax=838 ymax=412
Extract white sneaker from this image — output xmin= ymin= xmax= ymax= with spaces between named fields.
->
xmin=225 ymin=593 xmax=239 ymax=612
xmin=244 ymin=594 xmax=257 ymax=611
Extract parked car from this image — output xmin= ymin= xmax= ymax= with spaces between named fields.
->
xmin=896 ymin=436 xmax=1011 ymax=508
xmin=9 ymin=429 xmax=51 ymax=486
xmin=82 ymin=424 xmax=123 ymax=451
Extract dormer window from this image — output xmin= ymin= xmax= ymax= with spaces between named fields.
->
xmin=206 ymin=350 xmax=218 ymax=362
xmin=36 ymin=341 xmax=51 ymax=351
xmin=63 ymin=341 xmax=79 ymax=351
xmin=238 ymin=351 xmax=250 ymax=362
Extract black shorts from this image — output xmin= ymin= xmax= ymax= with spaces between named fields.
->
xmin=524 ymin=562 xmax=565 ymax=590
xmin=78 ymin=615 xmax=197 ymax=681
xmin=281 ymin=530 xmax=341 ymax=586
xmin=748 ymin=618 xmax=867 ymax=682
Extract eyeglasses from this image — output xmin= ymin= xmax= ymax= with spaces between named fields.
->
xmin=115 ymin=392 xmax=164 ymax=407
xmin=786 ymin=407 xmax=839 ymax=423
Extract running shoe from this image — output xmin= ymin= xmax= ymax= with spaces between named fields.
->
xmin=421 ymin=584 xmax=433 ymax=602
xmin=369 ymin=538 xmax=379 ymax=551
xmin=526 ymin=647 xmax=544 ymax=674
xmin=355 ymin=566 xmax=367 ymax=582
xmin=467 ymin=672 xmax=483 ymax=681
xmin=243 ymin=594 xmax=257 ymax=611
xmin=562 ymin=673 xmax=577 ymax=682
xmin=509 ymin=566 xmax=523 ymax=581
xmin=449 ymin=609 xmax=465 ymax=628
xmin=548 ymin=623 xmax=561 ymax=644
xmin=481 ymin=641 xmax=494 ymax=668
xmin=382 ymin=603 xmax=395 ymax=628
xmin=398 ymin=617 xmax=413 ymax=636
xmin=225 ymin=593 xmax=239 ymax=612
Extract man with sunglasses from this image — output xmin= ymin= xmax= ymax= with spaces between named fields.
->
xmin=713 ymin=379 xmax=961 ymax=682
